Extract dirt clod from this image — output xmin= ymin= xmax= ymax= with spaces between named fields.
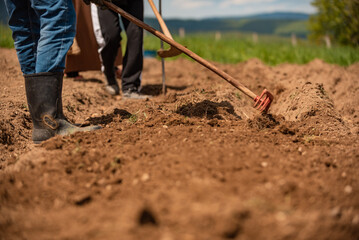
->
xmin=72 ymin=193 xmax=92 ymax=206
xmin=138 ymin=208 xmax=158 ymax=226
xmin=0 ymin=120 xmax=14 ymax=145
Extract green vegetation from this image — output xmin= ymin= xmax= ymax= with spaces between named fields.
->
xmin=275 ymin=20 xmax=308 ymax=36
xmin=144 ymin=32 xmax=358 ymax=66
xmin=0 ymin=24 xmax=14 ymax=48
xmin=309 ymin=0 xmax=359 ymax=47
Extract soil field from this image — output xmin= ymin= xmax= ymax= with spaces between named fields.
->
xmin=0 ymin=47 xmax=359 ymax=240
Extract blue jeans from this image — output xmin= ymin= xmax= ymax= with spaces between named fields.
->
xmin=5 ymin=0 xmax=76 ymax=74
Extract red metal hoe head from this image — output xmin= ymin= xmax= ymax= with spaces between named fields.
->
xmin=253 ymin=89 xmax=274 ymax=112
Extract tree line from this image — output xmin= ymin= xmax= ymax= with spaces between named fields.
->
xmin=309 ymin=0 xmax=359 ymax=47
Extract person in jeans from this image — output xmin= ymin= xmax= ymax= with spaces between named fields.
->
xmin=5 ymin=0 xmax=101 ymax=144
xmin=90 ymin=0 xmax=149 ymax=99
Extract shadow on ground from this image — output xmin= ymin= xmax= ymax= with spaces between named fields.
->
xmin=176 ymin=100 xmax=242 ymax=120
xmin=141 ymin=84 xmax=188 ymax=96
xmin=86 ymin=108 xmax=132 ymax=125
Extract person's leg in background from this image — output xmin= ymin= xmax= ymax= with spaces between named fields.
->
xmin=120 ymin=0 xmax=144 ymax=96
xmin=5 ymin=0 xmax=100 ymax=144
xmin=91 ymin=3 xmax=122 ymax=95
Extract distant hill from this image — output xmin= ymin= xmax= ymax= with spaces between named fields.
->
xmin=204 ymin=12 xmax=310 ymax=20
xmin=145 ymin=12 xmax=310 ymax=38
xmin=238 ymin=12 xmax=309 ymax=20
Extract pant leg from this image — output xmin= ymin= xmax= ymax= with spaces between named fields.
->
xmin=32 ymin=0 xmax=76 ymax=73
xmin=5 ymin=0 xmax=40 ymax=74
xmin=120 ymin=0 xmax=144 ymax=91
xmin=91 ymin=4 xmax=122 ymax=86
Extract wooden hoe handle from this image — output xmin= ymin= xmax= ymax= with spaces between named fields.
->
xmin=103 ymin=1 xmax=258 ymax=100
xmin=147 ymin=0 xmax=173 ymax=39
xmin=147 ymin=0 xmax=181 ymax=58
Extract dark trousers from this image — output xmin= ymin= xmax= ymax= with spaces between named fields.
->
xmin=92 ymin=0 xmax=143 ymax=91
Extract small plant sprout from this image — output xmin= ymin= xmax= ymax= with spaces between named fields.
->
xmin=129 ymin=114 xmax=138 ymax=124
xmin=235 ymin=92 xmax=241 ymax=100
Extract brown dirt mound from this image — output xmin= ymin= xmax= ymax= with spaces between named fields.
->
xmin=275 ymin=82 xmax=334 ymax=121
xmin=272 ymin=81 xmax=349 ymax=136
xmin=1 ymin=48 xmax=358 ymax=240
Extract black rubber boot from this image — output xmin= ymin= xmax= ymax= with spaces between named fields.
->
xmin=25 ymin=72 xmax=101 ymax=144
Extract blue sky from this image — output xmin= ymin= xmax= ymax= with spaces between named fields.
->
xmin=144 ymin=0 xmax=316 ymax=19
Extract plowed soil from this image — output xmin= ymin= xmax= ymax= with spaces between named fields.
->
xmin=1 ymin=48 xmax=358 ymax=240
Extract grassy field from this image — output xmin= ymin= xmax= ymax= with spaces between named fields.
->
xmin=0 ymin=24 xmax=14 ymax=49
xmin=144 ymin=32 xmax=359 ymax=66
xmin=1 ymin=23 xmax=358 ymax=66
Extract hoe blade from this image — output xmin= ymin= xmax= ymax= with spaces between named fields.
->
xmin=253 ymin=89 xmax=274 ymax=112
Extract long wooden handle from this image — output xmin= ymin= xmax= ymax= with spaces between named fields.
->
xmin=104 ymin=1 xmax=257 ymax=100
xmin=147 ymin=0 xmax=173 ymax=39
